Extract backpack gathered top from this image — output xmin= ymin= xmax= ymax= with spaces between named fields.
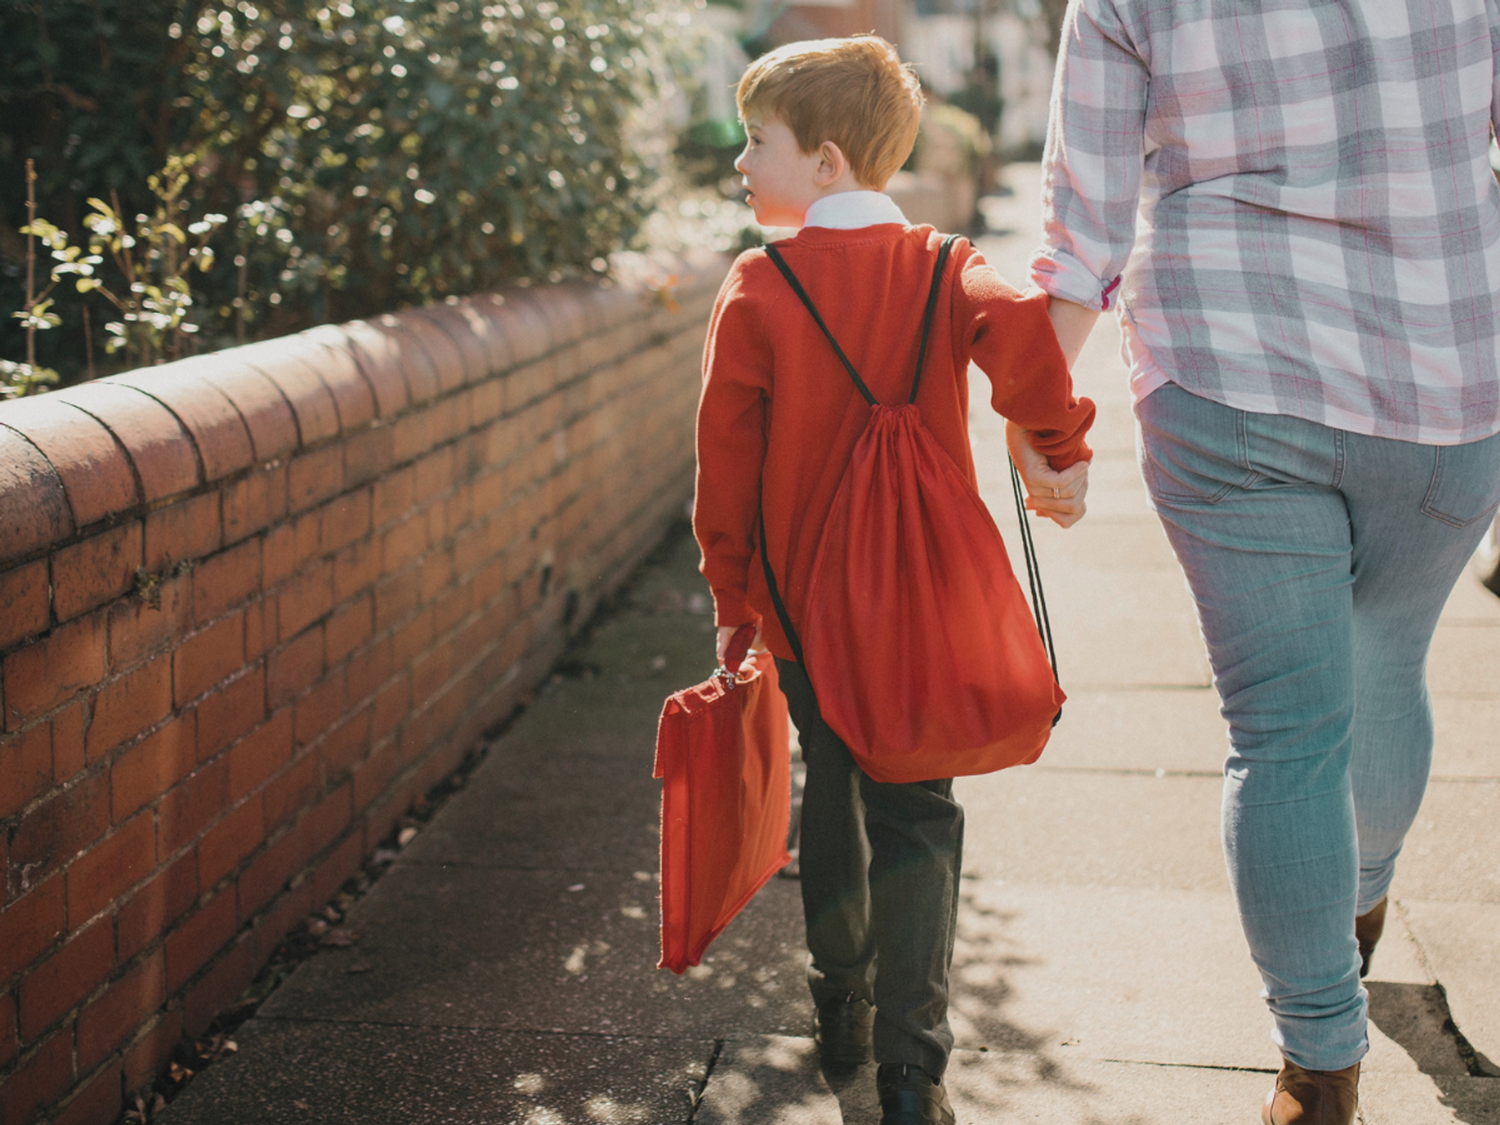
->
xmin=759 ymin=234 xmax=1063 ymax=784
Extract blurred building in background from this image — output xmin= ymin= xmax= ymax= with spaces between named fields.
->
xmin=901 ymin=0 xmax=1053 ymax=155
xmin=697 ymin=0 xmax=1056 ymax=230
xmin=734 ymin=0 xmax=1052 ymax=156
xmin=742 ymin=0 xmax=906 ymax=45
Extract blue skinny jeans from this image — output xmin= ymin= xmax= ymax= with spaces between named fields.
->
xmin=1136 ymin=383 xmax=1500 ymax=1071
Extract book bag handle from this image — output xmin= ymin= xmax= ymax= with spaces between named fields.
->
xmin=755 ymin=237 xmax=1061 ymax=701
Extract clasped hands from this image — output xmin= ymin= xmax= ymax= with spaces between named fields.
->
xmin=1005 ymin=420 xmax=1090 ymax=529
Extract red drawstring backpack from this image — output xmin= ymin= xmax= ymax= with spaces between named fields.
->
xmin=759 ymin=235 xmax=1063 ymax=784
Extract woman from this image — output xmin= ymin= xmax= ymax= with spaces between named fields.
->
xmin=1028 ymin=0 xmax=1500 ymax=1120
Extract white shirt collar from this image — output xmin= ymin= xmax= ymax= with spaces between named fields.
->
xmin=803 ymin=190 xmax=908 ymax=230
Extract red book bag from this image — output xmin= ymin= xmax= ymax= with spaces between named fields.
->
xmin=654 ymin=624 xmax=790 ymax=973
xmin=760 ymin=235 xmax=1063 ymax=784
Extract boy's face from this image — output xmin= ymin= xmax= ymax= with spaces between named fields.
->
xmin=734 ymin=114 xmax=827 ymax=228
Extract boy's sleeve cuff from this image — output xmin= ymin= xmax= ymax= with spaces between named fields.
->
xmin=1045 ymin=437 xmax=1094 ymax=471
xmin=1029 ymin=396 xmax=1098 ymax=471
xmin=711 ymin=588 xmax=759 ymax=630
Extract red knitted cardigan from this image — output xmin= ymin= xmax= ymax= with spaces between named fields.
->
xmin=693 ymin=222 xmax=1096 ymax=662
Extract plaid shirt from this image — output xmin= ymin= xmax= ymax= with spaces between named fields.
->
xmin=1031 ymin=0 xmax=1500 ymax=444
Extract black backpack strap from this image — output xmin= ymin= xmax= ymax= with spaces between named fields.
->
xmin=764 ymin=236 xmax=960 ymax=408
xmin=763 ymin=244 xmax=878 ymax=406
xmin=757 ymin=507 xmax=805 ymax=667
xmin=908 ymin=234 xmax=961 ymax=404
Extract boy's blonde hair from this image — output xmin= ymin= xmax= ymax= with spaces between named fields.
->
xmin=737 ymin=36 xmax=923 ymax=191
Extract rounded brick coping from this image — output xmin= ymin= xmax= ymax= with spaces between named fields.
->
xmin=0 ymin=256 xmax=728 ymax=571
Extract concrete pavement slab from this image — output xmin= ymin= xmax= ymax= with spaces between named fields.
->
xmin=943 ymin=881 xmax=1455 ymax=1077
xmin=694 ymin=1035 xmax=1278 ymax=1125
xmin=395 ymin=541 xmax=749 ymax=874
xmin=1013 ymin=519 xmax=1184 ymax=579
xmin=1020 ymin=571 xmax=1211 ymax=689
xmin=983 ymin=519 xmax=1211 ymax=690
xmin=157 ymin=1017 xmax=711 ymax=1125
xmin=1399 ymin=900 xmax=1500 ymax=1076
xmin=691 ymin=1036 xmax=863 ymax=1125
xmin=1365 ymin=981 xmax=1478 ymax=1078
xmin=1031 ymin=684 xmax=1493 ymax=785
xmin=948 ymin=1051 xmax=1268 ymax=1125
xmin=398 ymin=777 xmax=662 ymax=872
xmin=1036 ymin=688 xmax=1226 ymax=774
xmin=1439 ymin=567 xmax=1500 ymax=626
xmin=1427 ymin=624 xmax=1500 ymax=698
xmin=1430 ymin=696 xmax=1500 ymax=779
xmin=945 ymin=881 xmax=1271 ymax=1069
xmin=258 ymin=861 xmax=811 ymax=1039
xmin=396 ymin=723 xmax=663 ymax=872
xmin=1390 ymin=780 xmax=1500 ymax=905
xmin=956 ymin=770 xmax=1229 ymax=891
xmin=1358 ymin=1071 xmax=1500 ymax=1125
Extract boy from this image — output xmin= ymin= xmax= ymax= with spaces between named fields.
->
xmin=693 ymin=36 xmax=1094 ymax=1125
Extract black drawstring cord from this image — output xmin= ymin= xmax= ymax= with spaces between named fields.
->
xmin=1009 ymin=455 xmax=1061 ymax=721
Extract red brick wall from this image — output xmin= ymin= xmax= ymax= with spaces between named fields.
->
xmin=0 ymin=259 xmax=726 ymax=1125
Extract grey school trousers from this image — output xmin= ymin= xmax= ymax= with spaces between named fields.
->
xmin=776 ymin=658 xmax=964 ymax=1080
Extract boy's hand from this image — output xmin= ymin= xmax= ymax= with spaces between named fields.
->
xmin=1006 ymin=421 xmax=1090 ymax=528
xmin=716 ymin=624 xmax=764 ymax=669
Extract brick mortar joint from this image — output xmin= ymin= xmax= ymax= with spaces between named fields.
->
xmin=0 ymin=348 xmax=705 ymax=669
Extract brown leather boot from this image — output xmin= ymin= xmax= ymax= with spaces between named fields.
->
xmin=1261 ymin=1059 xmax=1359 ymax=1125
xmin=1356 ymin=897 xmax=1388 ymax=979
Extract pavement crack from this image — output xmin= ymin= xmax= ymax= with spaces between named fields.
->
xmin=1430 ymin=981 xmax=1496 ymax=1078
xmin=687 ymin=1039 xmax=726 ymax=1122
xmin=1098 ymin=1058 xmax=1277 ymax=1074
xmin=1032 ymin=764 xmax=1222 ymax=779
xmin=393 ymin=859 xmax=658 ymax=874
xmin=256 ymin=1013 xmax=714 ymax=1047
xmin=1061 ymin=681 xmax=1217 ymax=692
xmin=1390 ymin=901 xmax=1499 ymax=1078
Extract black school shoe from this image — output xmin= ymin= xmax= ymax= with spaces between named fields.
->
xmin=877 ymin=1063 xmax=956 ymax=1125
xmin=814 ymin=992 xmax=874 ymax=1069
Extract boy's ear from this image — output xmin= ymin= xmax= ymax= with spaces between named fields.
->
xmin=814 ymin=140 xmax=851 ymax=186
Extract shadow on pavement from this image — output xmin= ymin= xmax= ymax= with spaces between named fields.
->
xmin=1367 ymin=980 xmax=1500 ymax=1125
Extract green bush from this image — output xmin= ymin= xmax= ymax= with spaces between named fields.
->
xmin=1 ymin=0 xmax=681 ymax=381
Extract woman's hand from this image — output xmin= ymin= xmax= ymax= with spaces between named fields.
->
xmin=1006 ymin=421 xmax=1090 ymax=528
xmin=716 ymin=623 xmax=764 ymax=668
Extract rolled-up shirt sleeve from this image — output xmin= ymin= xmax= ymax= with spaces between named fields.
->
xmin=1030 ymin=0 xmax=1150 ymax=312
